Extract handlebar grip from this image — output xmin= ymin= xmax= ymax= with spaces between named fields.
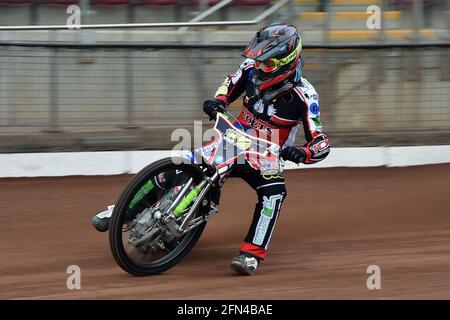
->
xmin=216 ymin=104 xmax=227 ymax=113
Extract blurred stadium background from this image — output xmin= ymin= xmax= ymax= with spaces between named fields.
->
xmin=0 ymin=0 xmax=449 ymax=152
xmin=2 ymin=1 xmax=450 ymax=300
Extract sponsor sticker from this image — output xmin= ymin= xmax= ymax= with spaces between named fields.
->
xmin=200 ymin=141 xmax=219 ymax=157
xmin=223 ymin=129 xmax=252 ymax=151
xmin=231 ymin=69 xmax=242 ymax=84
xmin=253 ymin=99 xmax=264 ymax=114
xmin=267 ymin=104 xmax=276 ymax=116
xmin=312 ymin=117 xmax=324 ymax=131
xmin=215 ymin=77 xmax=231 ymax=96
xmin=253 ymin=195 xmax=283 ymax=245
xmin=309 ymin=102 xmax=320 ymax=115
xmin=243 ymin=114 xmax=274 ymax=135
xmin=262 ymin=169 xmax=283 ymax=180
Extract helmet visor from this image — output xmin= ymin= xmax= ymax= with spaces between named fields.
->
xmin=254 ymin=59 xmax=280 ymax=73
xmin=253 ymin=41 xmax=302 ymax=74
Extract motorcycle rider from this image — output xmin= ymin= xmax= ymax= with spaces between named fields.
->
xmin=202 ymin=23 xmax=330 ymax=275
xmin=92 ymin=23 xmax=330 ymax=275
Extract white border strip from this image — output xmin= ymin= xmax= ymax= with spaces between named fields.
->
xmin=0 ymin=146 xmax=449 ymax=178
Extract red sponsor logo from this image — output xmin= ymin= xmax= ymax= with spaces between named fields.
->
xmin=310 ymin=138 xmax=329 ymax=153
xmin=243 ymin=114 xmax=274 ymax=135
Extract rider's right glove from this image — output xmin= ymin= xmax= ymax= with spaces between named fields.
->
xmin=279 ymin=146 xmax=307 ymax=164
xmin=203 ymin=99 xmax=226 ymax=121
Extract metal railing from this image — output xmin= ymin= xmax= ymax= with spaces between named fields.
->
xmin=0 ymin=42 xmax=449 ymax=152
xmin=0 ymin=0 xmax=293 ymax=31
xmin=0 ymin=0 xmax=449 ymax=151
xmin=1 ymin=0 xmax=448 ymax=46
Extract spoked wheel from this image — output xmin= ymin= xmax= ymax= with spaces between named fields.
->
xmin=109 ymin=157 xmax=210 ymax=276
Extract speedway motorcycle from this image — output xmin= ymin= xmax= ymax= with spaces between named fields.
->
xmin=109 ymin=108 xmax=282 ymax=275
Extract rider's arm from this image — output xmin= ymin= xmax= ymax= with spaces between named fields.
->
xmin=294 ymin=86 xmax=330 ymax=164
xmin=214 ymin=59 xmax=253 ymax=106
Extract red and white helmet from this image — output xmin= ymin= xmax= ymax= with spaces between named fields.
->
xmin=243 ymin=23 xmax=302 ymax=91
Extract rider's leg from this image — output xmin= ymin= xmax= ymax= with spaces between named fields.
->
xmin=229 ymin=163 xmax=287 ymax=275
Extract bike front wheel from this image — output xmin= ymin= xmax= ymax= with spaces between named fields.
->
xmin=109 ymin=157 xmax=209 ymax=276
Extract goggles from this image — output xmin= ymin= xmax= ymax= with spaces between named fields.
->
xmin=254 ymin=41 xmax=302 ymax=73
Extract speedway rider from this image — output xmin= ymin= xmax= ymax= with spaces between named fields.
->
xmin=92 ymin=23 xmax=330 ymax=275
xmin=203 ymin=23 xmax=330 ymax=275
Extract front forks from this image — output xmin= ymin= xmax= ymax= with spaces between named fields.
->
xmin=163 ymin=171 xmax=220 ymax=234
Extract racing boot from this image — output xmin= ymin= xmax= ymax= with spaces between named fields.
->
xmin=230 ymin=253 xmax=260 ymax=275
xmin=92 ymin=205 xmax=115 ymax=232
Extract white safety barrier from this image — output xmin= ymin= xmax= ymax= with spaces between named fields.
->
xmin=0 ymin=146 xmax=449 ymax=178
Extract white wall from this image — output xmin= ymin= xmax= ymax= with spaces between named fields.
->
xmin=1 ymin=146 xmax=450 ymax=178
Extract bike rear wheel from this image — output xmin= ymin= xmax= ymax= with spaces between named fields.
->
xmin=109 ymin=157 xmax=209 ymax=276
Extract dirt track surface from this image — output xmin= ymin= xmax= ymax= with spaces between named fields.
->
xmin=1 ymin=164 xmax=450 ymax=300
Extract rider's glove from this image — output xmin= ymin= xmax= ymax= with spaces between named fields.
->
xmin=303 ymin=133 xmax=330 ymax=164
xmin=203 ymin=99 xmax=225 ymax=121
xmin=279 ymin=146 xmax=307 ymax=164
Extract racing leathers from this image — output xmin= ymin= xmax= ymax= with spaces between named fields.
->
xmin=209 ymin=59 xmax=330 ymax=260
